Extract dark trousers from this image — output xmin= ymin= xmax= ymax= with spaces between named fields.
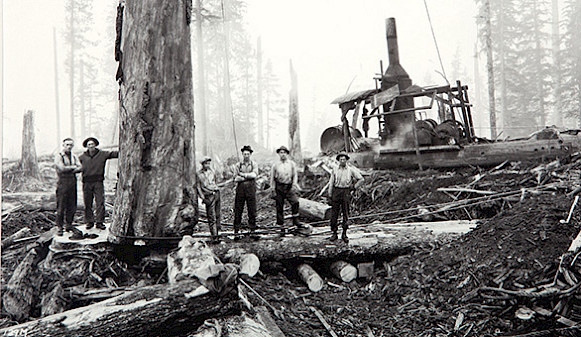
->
xmin=83 ymin=181 xmax=105 ymax=224
xmin=330 ymin=187 xmax=351 ymax=233
xmin=233 ymin=181 xmax=256 ymax=233
xmin=203 ymin=191 xmax=221 ymax=237
xmin=275 ymin=182 xmax=300 ymax=226
xmin=56 ymin=178 xmax=77 ymax=228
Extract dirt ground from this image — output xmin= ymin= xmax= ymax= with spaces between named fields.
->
xmin=2 ymin=156 xmax=581 ymax=336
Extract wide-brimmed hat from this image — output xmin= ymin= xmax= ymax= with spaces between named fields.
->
xmin=240 ymin=145 xmax=253 ymax=153
xmin=200 ymin=156 xmax=212 ymax=164
xmin=276 ymin=146 xmax=290 ymax=154
xmin=82 ymin=137 xmax=100 ymax=147
xmin=336 ymin=152 xmax=350 ymax=160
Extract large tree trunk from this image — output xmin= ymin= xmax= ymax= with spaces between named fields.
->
xmin=195 ymin=0 xmax=208 ymax=156
xmin=110 ymin=0 xmax=197 ymax=242
xmin=484 ymin=0 xmax=497 ymax=139
xmin=20 ymin=110 xmax=40 ymax=178
xmin=288 ymin=60 xmax=301 ymax=161
xmin=0 ymin=280 xmax=240 ymax=337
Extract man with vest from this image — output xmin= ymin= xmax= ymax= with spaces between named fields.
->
xmin=270 ymin=146 xmax=301 ymax=237
xmin=233 ymin=145 xmax=258 ymax=240
xmin=328 ymin=152 xmax=364 ymax=243
xmin=197 ymin=156 xmax=227 ymax=244
xmin=54 ymin=138 xmax=84 ymax=239
xmin=79 ymin=137 xmax=118 ymax=230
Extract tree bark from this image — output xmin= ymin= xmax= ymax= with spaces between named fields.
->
xmin=0 ymin=280 xmax=240 ymax=337
xmin=195 ymin=0 xmax=208 ymax=156
xmin=20 ymin=110 xmax=40 ymax=178
xmin=289 ymin=60 xmax=301 ymax=161
xmin=111 ymin=0 xmax=197 ymax=241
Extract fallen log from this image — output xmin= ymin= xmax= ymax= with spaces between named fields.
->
xmin=330 ymin=261 xmax=357 ymax=283
xmin=0 ymin=279 xmax=240 ymax=337
xmin=2 ymin=248 xmax=42 ymax=322
xmin=2 ymin=227 xmax=32 ymax=250
xmin=1 ymin=191 xmax=115 ymax=211
xmin=298 ymin=264 xmax=324 ymax=292
xmin=299 ymin=197 xmax=331 ymax=220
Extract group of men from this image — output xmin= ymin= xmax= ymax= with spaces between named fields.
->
xmin=54 ymin=137 xmax=364 ymax=243
xmin=197 ymin=145 xmax=364 ymax=244
xmin=54 ymin=137 xmax=118 ymax=239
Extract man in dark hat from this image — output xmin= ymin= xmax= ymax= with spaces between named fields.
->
xmin=197 ymin=156 xmax=227 ymax=243
xmin=54 ymin=137 xmax=84 ymax=239
xmin=79 ymin=137 xmax=118 ymax=230
xmin=233 ymin=145 xmax=258 ymax=240
xmin=270 ymin=146 xmax=301 ymax=237
xmin=327 ymin=152 xmax=364 ymax=243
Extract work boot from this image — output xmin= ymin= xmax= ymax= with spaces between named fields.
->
xmin=341 ymin=230 xmax=349 ymax=244
xmin=86 ymin=222 xmax=94 ymax=230
xmin=66 ymin=226 xmax=85 ymax=240
xmin=329 ymin=231 xmax=338 ymax=242
xmin=56 ymin=226 xmax=64 ymax=236
xmin=95 ymin=223 xmax=106 ymax=230
xmin=250 ymin=230 xmax=260 ymax=241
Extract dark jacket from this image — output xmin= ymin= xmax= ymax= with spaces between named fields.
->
xmin=79 ymin=149 xmax=119 ymax=183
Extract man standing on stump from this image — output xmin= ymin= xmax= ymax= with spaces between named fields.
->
xmin=233 ymin=145 xmax=259 ymax=240
xmin=197 ymin=156 xmax=226 ymax=244
xmin=54 ymin=138 xmax=84 ymax=239
xmin=79 ymin=137 xmax=118 ymax=230
xmin=328 ymin=152 xmax=364 ymax=243
xmin=270 ymin=146 xmax=302 ymax=237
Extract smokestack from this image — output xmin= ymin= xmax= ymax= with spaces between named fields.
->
xmin=383 ymin=17 xmax=411 ymax=88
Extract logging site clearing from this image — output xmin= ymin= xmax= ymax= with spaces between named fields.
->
xmin=3 ymin=153 xmax=581 ymax=337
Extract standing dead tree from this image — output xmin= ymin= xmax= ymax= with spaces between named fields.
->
xmin=110 ymin=0 xmax=197 ymax=242
xmin=20 ymin=110 xmax=40 ymax=178
xmin=289 ymin=60 xmax=302 ymax=162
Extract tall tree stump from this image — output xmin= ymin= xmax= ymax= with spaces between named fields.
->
xmin=20 ymin=110 xmax=40 ymax=178
xmin=111 ymin=0 xmax=197 ymax=241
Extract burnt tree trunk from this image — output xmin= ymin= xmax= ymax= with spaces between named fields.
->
xmin=288 ymin=60 xmax=301 ymax=161
xmin=20 ymin=110 xmax=40 ymax=178
xmin=111 ymin=0 xmax=197 ymax=242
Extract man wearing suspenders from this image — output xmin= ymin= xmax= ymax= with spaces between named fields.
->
xmin=54 ymin=138 xmax=84 ymax=239
xmin=233 ymin=145 xmax=259 ymax=240
xmin=270 ymin=146 xmax=302 ymax=237
xmin=328 ymin=152 xmax=364 ymax=243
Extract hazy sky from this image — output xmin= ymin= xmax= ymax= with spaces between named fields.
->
xmin=2 ymin=0 xmax=479 ymax=159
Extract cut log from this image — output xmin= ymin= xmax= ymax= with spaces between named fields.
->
xmin=0 ymin=280 xmax=240 ymax=337
xmin=2 ymin=249 xmax=42 ymax=322
xmin=330 ymin=261 xmax=357 ymax=283
xmin=41 ymin=282 xmax=67 ymax=317
xmin=224 ymin=248 xmax=260 ymax=277
xmin=297 ymin=264 xmax=324 ymax=292
xmin=298 ymin=197 xmax=332 ymax=220
xmin=357 ymin=262 xmax=375 ymax=279
xmin=167 ymin=236 xmax=219 ymax=284
xmin=2 ymin=227 xmax=32 ymax=250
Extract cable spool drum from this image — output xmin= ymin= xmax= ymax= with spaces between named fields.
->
xmin=320 ymin=126 xmax=363 ymax=153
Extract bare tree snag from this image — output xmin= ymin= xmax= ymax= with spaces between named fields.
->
xmin=111 ymin=0 xmax=197 ymax=242
xmin=288 ymin=60 xmax=301 ymax=162
xmin=0 ymin=280 xmax=240 ymax=337
xmin=20 ymin=110 xmax=40 ymax=178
